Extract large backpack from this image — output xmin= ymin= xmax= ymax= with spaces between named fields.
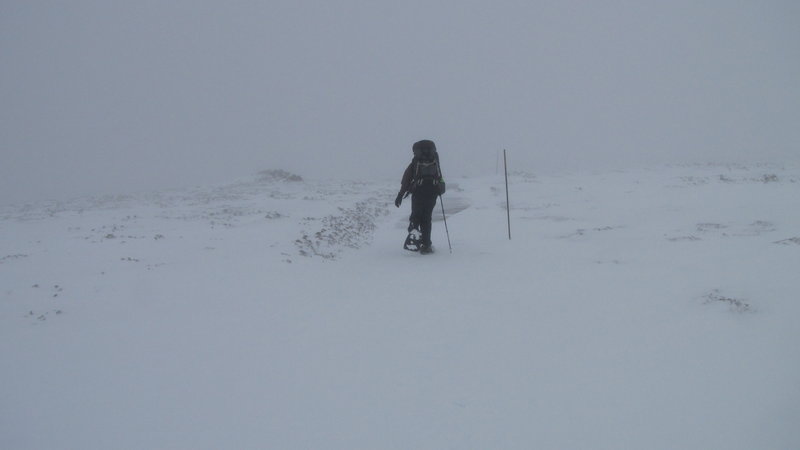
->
xmin=413 ymin=139 xmax=436 ymax=160
xmin=414 ymin=158 xmax=440 ymax=182
xmin=412 ymin=155 xmax=445 ymax=195
xmin=411 ymin=139 xmax=445 ymax=194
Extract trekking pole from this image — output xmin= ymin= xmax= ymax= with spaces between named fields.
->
xmin=439 ymin=195 xmax=452 ymax=254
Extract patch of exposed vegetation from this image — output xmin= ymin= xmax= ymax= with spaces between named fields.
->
xmin=703 ymin=290 xmax=753 ymax=313
xmin=257 ymin=169 xmax=303 ymax=183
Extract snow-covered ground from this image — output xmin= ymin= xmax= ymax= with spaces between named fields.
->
xmin=2 ymin=164 xmax=799 ymax=449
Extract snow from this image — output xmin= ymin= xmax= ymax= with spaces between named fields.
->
xmin=2 ymin=164 xmax=799 ymax=449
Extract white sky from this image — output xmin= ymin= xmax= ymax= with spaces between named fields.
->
xmin=2 ymin=0 xmax=799 ymax=204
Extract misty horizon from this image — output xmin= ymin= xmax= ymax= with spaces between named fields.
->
xmin=2 ymin=1 xmax=799 ymax=205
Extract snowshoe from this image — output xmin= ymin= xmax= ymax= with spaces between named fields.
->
xmin=403 ymin=229 xmax=422 ymax=251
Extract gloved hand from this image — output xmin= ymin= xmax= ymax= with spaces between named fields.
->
xmin=395 ymin=191 xmax=404 ymax=207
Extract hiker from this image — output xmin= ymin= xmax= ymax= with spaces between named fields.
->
xmin=394 ymin=139 xmax=445 ymax=253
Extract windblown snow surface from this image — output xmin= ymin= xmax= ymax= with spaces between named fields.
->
xmin=2 ymin=164 xmax=799 ymax=450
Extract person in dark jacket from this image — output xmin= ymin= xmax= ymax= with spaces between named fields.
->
xmin=394 ymin=139 xmax=445 ymax=253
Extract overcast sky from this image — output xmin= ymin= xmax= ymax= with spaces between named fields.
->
xmin=2 ymin=1 xmax=799 ymax=205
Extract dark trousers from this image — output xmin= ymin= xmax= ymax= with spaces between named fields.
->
xmin=409 ymin=183 xmax=438 ymax=246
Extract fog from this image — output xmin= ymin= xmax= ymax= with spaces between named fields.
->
xmin=2 ymin=1 xmax=799 ymax=205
